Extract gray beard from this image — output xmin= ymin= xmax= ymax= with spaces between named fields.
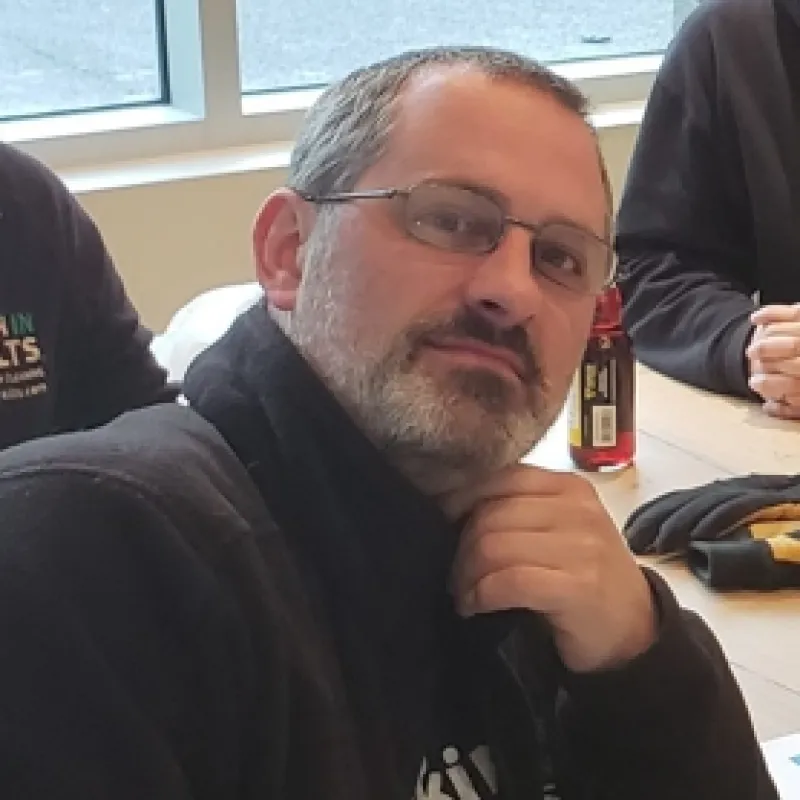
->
xmin=283 ymin=311 xmax=549 ymax=495
xmin=277 ymin=231 xmax=551 ymax=494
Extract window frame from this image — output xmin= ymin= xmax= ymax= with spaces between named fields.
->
xmin=0 ymin=0 xmax=171 ymax=127
xmin=1 ymin=0 xmax=665 ymax=174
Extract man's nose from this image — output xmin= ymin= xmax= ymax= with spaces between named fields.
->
xmin=463 ymin=226 xmax=544 ymax=329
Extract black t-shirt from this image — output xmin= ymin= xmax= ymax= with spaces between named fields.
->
xmin=415 ymin=662 xmax=500 ymax=800
xmin=0 ymin=144 xmax=172 ymax=450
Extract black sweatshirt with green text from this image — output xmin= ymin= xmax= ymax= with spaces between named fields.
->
xmin=0 ymin=143 xmax=172 ymax=450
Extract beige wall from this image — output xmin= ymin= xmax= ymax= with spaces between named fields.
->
xmin=73 ymin=123 xmax=638 ymax=332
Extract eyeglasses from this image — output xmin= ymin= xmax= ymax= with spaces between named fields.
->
xmin=297 ymin=181 xmax=614 ymax=295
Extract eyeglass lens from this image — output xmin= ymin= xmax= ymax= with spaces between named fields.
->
xmin=398 ymin=183 xmax=610 ymax=294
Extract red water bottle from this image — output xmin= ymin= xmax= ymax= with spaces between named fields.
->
xmin=568 ymin=285 xmax=635 ymax=471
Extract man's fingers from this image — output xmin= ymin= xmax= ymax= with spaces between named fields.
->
xmin=747 ymin=335 xmax=800 ymax=363
xmin=762 ymin=399 xmax=800 ymax=420
xmin=751 ymin=304 xmax=800 ymax=325
xmin=755 ymin=321 xmax=800 ymax=340
xmin=748 ymin=358 xmax=782 ymax=376
xmin=456 ymin=564 xmax=570 ymax=617
xmin=460 ymin=495 xmax=587 ymax=543
xmin=442 ymin=464 xmax=587 ymax=521
xmin=749 ymin=372 xmax=800 ymax=400
xmin=767 ymin=358 xmax=800 ymax=378
xmin=749 ymin=354 xmax=800 ymax=378
xmin=453 ymin=524 xmax=592 ymax=597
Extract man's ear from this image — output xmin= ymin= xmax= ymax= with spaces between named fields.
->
xmin=253 ymin=189 xmax=314 ymax=311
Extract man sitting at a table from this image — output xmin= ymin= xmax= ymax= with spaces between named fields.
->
xmin=0 ymin=47 xmax=777 ymax=799
xmin=615 ymin=0 xmax=800 ymax=419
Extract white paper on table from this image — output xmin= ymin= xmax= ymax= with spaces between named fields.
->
xmin=763 ymin=733 xmax=800 ymax=799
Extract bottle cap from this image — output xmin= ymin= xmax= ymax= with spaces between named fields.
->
xmin=593 ymin=284 xmax=622 ymax=329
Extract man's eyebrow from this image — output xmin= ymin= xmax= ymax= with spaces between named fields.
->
xmin=537 ymin=212 xmax=610 ymax=244
xmin=428 ymin=176 xmax=510 ymax=207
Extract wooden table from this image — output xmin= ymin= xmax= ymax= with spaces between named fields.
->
xmin=526 ymin=365 xmax=800 ymax=741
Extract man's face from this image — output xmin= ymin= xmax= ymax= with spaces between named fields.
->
xmin=279 ymin=68 xmax=608 ymax=490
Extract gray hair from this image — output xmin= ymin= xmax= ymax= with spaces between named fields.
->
xmin=288 ymin=46 xmax=610 ymax=208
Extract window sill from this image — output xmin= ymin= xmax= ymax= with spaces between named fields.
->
xmin=61 ymin=141 xmax=295 ymax=194
xmin=56 ymin=97 xmax=644 ymax=196
xmin=3 ymin=50 xmax=657 ymax=183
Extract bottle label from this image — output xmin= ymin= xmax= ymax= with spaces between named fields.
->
xmin=569 ymin=333 xmax=633 ymax=449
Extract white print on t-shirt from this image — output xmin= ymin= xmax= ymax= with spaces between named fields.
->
xmin=413 ymin=745 xmax=561 ymax=799
xmin=414 ymin=745 xmax=497 ymax=799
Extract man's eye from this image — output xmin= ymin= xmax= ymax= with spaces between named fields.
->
xmin=417 ymin=207 xmax=495 ymax=245
xmin=536 ymin=242 xmax=584 ymax=275
xmin=425 ymin=209 xmax=476 ymax=234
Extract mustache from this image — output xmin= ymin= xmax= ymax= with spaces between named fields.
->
xmin=408 ymin=308 xmax=543 ymax=386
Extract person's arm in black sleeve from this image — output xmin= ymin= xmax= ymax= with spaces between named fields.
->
xmin=556 ymin=570 xmax=777 ymax=799
xmin=32 ymin=162 xmax=176 ymax=431
xmin=615 ymin=10 xmax=758 ymax=397
xmin=0 ymin=467 xmax=252 ymax=799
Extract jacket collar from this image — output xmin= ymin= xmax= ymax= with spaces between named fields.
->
xmin=182 ymin=302 xmax=459 ymax=659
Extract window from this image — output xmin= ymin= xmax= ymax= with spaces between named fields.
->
xmin=2 ymin=1 xmax=700 ymax=171
xmin=238 ymin=0 xmax=701 ymax=95
xmin=0 ymin=0 xmax=167 ymax=121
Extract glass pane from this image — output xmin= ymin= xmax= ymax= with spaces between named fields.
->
xmin=238 ymin=0 xmax=701 ymax=95
xmin=0 ymin=0 xmax=165 ymax=121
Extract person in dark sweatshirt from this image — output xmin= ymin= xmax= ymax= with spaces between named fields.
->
xmin=0 ymin=143 xmax=174 ymax=450
xmin=616 ymin=0 xmax=800 ymax=418
xmin=0 ymin=48 xmax=778 ymax=800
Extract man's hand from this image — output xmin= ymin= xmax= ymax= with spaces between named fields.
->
xmin=445 ymin=465 xmax=657 ymax=673
xmin=747 ymin=304 xmax=800 ymax=419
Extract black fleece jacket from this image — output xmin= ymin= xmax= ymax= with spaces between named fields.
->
xmin=0 ymin=305 xmax=777 ymax=798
